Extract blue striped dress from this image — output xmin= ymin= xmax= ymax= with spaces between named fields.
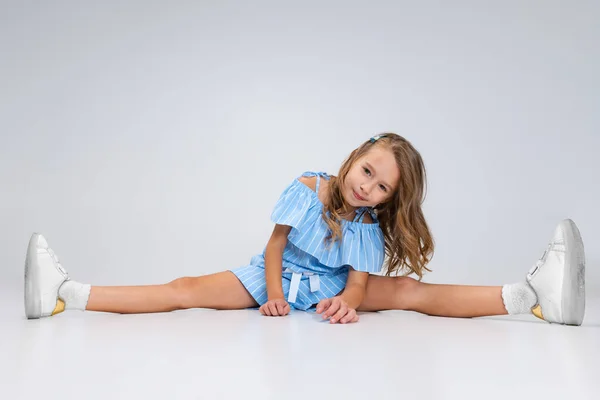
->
xmin=230 ymin=171 xmax=385 ymax=311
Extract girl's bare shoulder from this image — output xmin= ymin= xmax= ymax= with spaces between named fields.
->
xmin=297 ymin=175 xmax=330 ymax=205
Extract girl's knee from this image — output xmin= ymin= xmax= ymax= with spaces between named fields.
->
xmin=394 ymin=276 xmax=421 ymax=310
xmin=166 ymin=277 xmax=196 ymax=309
xmin=168 ymin=276 xmax=192 ymax=290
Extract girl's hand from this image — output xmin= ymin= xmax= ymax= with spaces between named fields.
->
xmin=259 ymin=298 xmax=291 ymax=317
xmin=316 ymin=296 xmax=359 ymax=324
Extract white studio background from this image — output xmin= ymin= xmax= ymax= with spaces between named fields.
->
xmin=1 ymin=1 xmax=598 ymax=295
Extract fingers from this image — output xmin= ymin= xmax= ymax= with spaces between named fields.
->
xmin=330 ymin=307 xmax=359 ymax=324
xmin=260 ymin=300 xmax=290 ymax=317
xmin=276 ymin=301 xmax=285 ymax=316
xmin=321 ymin=298 xmax=341 ymax=319
xmin=338 ymin=309 xmax=358 ymax=324
xmin=268 ymin=302 xmax=279 ymax=316
xmin=319 ymin=297 xmax=359 ymax=324
xmin=276 ymin=301 xmax=290 ymax=316
xmin=259 ymin=304 xmax=271 ymax=316
xmin=316 ymin=298 xmax=331 ymax=314
xmin=329 ymin=303 xmax=349 ymax=324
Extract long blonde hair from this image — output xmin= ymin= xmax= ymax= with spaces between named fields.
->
xmin=322 ymin=133 xmax=435 ymax=279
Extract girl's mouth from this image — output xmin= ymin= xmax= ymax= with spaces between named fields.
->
xmin=353 ymin=190 xmax=365 ymax=201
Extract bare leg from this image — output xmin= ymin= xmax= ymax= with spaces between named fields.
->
xmin=86 ymin=271 xmax=258 ymax=314
xmin=359 ymin=275 xmax=508 ymax=317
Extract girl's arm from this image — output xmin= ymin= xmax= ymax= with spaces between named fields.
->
xmin=264 ymin=224 xmax=292 ymax=300
xmin=338 ymin=269 xmax=369 ymax=309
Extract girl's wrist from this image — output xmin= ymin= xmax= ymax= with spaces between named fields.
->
xmin=267 ymin=290 xmax=285 ymax=301
xmin=338 ymin=292 xmax=361 ymax=310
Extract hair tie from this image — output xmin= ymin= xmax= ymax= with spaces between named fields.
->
xmin=369 ymin=134 xmax=387 ymax=143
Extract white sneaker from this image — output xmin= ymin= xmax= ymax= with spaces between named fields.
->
xmin=526 ymin=219 xmax=585 ymax=326
xmin=24 ymin=233 xmax=70 ymax=319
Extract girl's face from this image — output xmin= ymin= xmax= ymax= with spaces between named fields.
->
xmin=343 ymin=146 xmax=400 ymax=209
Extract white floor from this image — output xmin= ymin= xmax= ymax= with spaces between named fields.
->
xmin=2 ymin=289 xmax=599 ymax=400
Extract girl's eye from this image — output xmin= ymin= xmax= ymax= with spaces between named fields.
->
xmin=363 ymin=167 xmax=371 ymax=176
xmin=379 ymin=185 xmax=387 ymax=192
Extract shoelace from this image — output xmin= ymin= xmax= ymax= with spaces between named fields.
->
xmin=528 ymin=241 xmax=554 ymax=276
xmin=47 ymin=247 xmax=68 ymax=276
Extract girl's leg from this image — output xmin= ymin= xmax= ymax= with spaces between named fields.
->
xmin=24 ymin=233 xmax=257 ymax=319
xmin=358 ymin=275 xmax=507 ymax=317
xmin=359 ymin=219 xmax=586 ymax=325
xmin=86 ymin=272 xmax=258 ymax=314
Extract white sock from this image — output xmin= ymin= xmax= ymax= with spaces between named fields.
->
xmin=58 ymin=280 xmax=91 ymax=311
xmin=501 ymin=281 xmax=538 ymax=315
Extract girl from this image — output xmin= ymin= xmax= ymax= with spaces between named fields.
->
xmin=23 ymin=133 xmax=586 ymax=325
